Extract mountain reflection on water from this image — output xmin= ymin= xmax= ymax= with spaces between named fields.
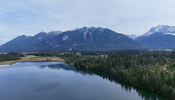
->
xmin=39 ymin=62 xmax=88 ymax=75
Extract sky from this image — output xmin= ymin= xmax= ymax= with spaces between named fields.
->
xmin=0 ymin=0 xmax=175 ymax=45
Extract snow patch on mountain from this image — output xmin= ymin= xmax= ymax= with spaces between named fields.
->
xmin=165 ymin=33 xmax=175 ymax=35
xmin=141 ymin=25 xmax=175 ymax=37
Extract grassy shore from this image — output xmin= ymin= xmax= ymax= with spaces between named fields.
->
xmin=0 ymin=56 xmax=65 ymax=65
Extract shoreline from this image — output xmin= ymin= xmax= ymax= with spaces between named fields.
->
xmin=0 ymin=56 xmax=65 ymax=65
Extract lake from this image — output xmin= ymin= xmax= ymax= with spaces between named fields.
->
xmin=0 ymin=61 xmax=171 ymax=100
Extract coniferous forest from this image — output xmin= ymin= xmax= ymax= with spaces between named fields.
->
xmin=0 ymin=52 xmax=24 ymax=62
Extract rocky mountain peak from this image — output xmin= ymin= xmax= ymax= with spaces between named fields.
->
xmin=141 ymin=25 xmax=175 ymax=37
xmin=48 ymin=31 xmax=62 ymax=35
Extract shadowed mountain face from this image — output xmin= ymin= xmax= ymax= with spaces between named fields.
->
xmin=136 ymin=32 xmax=175 ymax=49
xmin=0 ymin=27 xmax=143 ymax=52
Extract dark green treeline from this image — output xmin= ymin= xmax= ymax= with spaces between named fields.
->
xmin=0 ymin=52 xmax=24 ymax=62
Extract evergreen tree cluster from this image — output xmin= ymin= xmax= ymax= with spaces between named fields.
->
xmin=0 ymin=52 xmax=24 ymax=62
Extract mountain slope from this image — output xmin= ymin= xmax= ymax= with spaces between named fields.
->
xmin=0 ymin=31 xmax=62 ymax=52
xmin=0 ymin=27 xmax=143 ymax=52
xmin=136 ymin=25 xmax=175 ymax=49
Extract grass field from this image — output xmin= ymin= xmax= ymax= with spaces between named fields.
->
xmin=148 ymin=49 xmax=173 ymax=51
xmin=25 ymin=55 xmax=37 ymax=57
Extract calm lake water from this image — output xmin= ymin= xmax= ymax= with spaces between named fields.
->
xmin=0 ymin=61 xmax=171 ymax=100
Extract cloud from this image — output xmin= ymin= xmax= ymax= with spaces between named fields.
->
xmin=0 ymin=0 xmax=175 ymax=44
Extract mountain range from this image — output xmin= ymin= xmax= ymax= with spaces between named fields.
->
xmin=1 ymin=25 xmax=175 ymax=52
xmin=0 ymin=27 xmax=143 ymax=52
